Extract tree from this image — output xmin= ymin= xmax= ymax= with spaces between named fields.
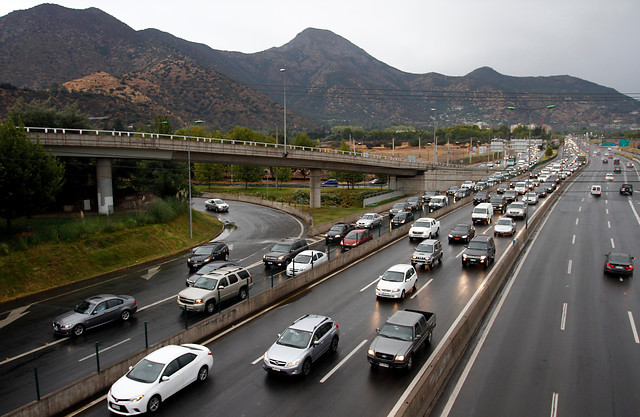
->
xmin=131 ymin=160 xmax=187 ymax=198
xmin=329 ymin=171 xmax=366 ymax=189
xmin=0 ymin=118 xmax=65 ymax=231
xmin=231 ymin=165 xmax=264 ymax=188
xmin=270 ymin=167 xmax=292 ymax=188
xmin=9 ymin=99 xmax=90 ymax=129
xmin=194 ymin=163 xmax=227 ymax=187
xmin=291 ymin=133 xmax=316 ymax=148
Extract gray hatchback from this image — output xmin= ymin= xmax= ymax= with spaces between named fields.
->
xmin=52 ymin=294 xmax=137 ymax=337
xmin=263 ymin=314 xmax=339 ymax=376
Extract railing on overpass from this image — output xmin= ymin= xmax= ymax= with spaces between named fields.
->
xmin=23 ymin=127 xmax=468 ymax=168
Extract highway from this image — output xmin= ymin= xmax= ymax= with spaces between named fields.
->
xmin=434 ymin=152 xmax=640 ymax=416
xmin=66 ymin=183 xmax=552 ymax=416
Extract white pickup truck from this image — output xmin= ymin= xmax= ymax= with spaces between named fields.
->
xmin=408 ymin=217 xmax=440 ymax=241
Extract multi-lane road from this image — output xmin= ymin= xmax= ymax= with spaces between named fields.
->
xmin=3 ymin=147 xmax=637 ymax=417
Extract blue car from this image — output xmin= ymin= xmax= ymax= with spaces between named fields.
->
xmin=322 ymin=179 xmax=339 ymax=187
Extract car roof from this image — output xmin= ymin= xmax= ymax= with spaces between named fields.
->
xmin=385 ymin=264 xmax=414 ymax=273
xmin=291 ymin=314 xmax=332 ymax=331
xmin=470 ymin=235 xmax=492 ymax=242
xmin=387 ymin=310 xmax=424 ymax=326
xmin=143 ymin=344 xmax=201 ymax=363
xmin=297 ymin=250 xmax=323 ymax=256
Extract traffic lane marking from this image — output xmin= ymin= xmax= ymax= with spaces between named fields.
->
xmin=629 ymin=312 xmax=639 ymax=344
xmin=78 ymin=338 xmax=131 ymax=362
xmin=411 ymin=278 xmax=433 ymax=299
xmin=320 ymin=339 xmax=368 ymax=383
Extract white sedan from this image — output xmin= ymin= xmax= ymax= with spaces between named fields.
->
xmin=356 ymin=212 xmax=383 ymax=228
xmin=108 ymin=344 xmax=213 ymax=415
xmin=375 ymin=264 xmax=417 ymax=299
xmin=605 ymin=173 xmax=614 ymax=181
xmin=522 ymin=192 xmax=539 ymax=205
xmin=286 ymin=250 xmax=328 ymax=277
xmin=494 ymin=217 xmax=517 ymax=237
xmin=205 ymin=198 xmax=229 ymax=212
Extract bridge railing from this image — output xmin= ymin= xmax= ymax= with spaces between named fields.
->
xmin=23 ymin=127 xmax=470 ymax=168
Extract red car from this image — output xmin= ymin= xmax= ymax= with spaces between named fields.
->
xmin=340 ymin=228 xmax=373 ymax=251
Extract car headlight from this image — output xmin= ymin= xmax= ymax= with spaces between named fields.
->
xmin=448 ymin=234 xmax=453 ymax=238
xmin=286 ymin=358 xmax=301 ymax=367
xmin=391 ymin=288 xmax=400 ymax=292
xmin=334 ymin=234 xmax=340 ymax=238
xmin=187 ymin=258 xmax=191 ymax=262
xmin=263 ymin=352 xmax=269 ymax=361
xmin=263 ymin=254 xmax=266 ymax=259
xmin=462 ymin=254 xmax=468 ymax=259
xmin=367 ymin=349 xmax=375 ymax=356
xmin=395 ymin=355 xmax=405 ymax=361
xmin=278 ymin=255 xmax=286 ymax=261
xmin=204 ymin=257 xmax=211 ymax=263
xmin=461 ymin=235 xmax=468 ymax=239
xmin=480 ymin=256 xmax=487 ymax=260
xmin=194 ymin=299 xmax=203 ymax=305
xmin=61 ymin=323 xmax=73 ymax=329
xmin=129 ymin=395 xmax=145 ymax=402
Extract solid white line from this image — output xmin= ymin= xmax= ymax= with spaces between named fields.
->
xmin=572 ymin=234 xmax=576 ymax=245
xmin=78 ymin=338 xmax=131 ymax=362
xmin=252 ymin=355 xmax=263 ymax=365
xmin=411 ymin=278 xmax=433 ymax=299
xmin=360 ymin=278 xmax=380 ymax=292
xmin=629 ymin=200 xmax=640 ymax=225
xmin=629 ymin=312 xmax=640 ymax=344
xmin=550 ymin=392 xmax=559 ymax=417
xmin=455 ymin=248 xmax=466 ymax=258
xmin=63 ymin=394 xmax=106 ymax=417
xmin=611 ymin=238 xmax=615 ymax=249
xmin=1 ymin=338 xmax=66 ymax=365
xmin=138 ymin=295 xmax=175 ymax=312
xmin=320 ymin=339 xmax=368 ymax=383
xmin=567 ymin=260 xmax=572 ymax=275
xmin=561 ymin=303 xmax=568 ymax=331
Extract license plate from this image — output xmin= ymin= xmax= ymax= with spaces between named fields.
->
xmin=110 ymin=403 xmax=122 ymax=411
xmin=379 ymin=363 xmax=389 ymax=368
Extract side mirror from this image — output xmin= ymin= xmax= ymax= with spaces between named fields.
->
xmin=376 ymin=328 xmax=380 ymax=334
xmin=218 ymin=285 xmax=225 ymax=290
xmin=161 ymin=376 xmax=170 ymax=382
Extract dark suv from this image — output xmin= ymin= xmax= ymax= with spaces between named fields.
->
xmin=461 ymin=236 xmax=496 ymax=268
xmin=473 ymin=191 xmax=490 ymax=205
xmin=490 ymin=195 xmax=507 ymax=214
xmin=263 ymin=238 xmax=309 ymax=268
xmin=187 ymin=242 xmax=230 ymax=272
xmin=325 ymin=223 xmax=355 ymax=244
xmin=620 ymin=183 xmax=633 ymax=196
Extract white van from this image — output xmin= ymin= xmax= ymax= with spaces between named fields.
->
xmin=471 ymin=202 xmax=494 ymax=225
xmin=590 ymin=185 xmax=601 ymax=197
xmin=515 ymin=181 xmax=528 ymax=195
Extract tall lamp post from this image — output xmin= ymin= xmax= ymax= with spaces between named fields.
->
xmin=280 ymin=68 xmax=287 ymax=157
xmin=431 ymin=108 xmax=437 ymax=164
xmin=507 ymin=105 xmax=555 ymax=235
xmin=187 ymin=120 xmax=203 ymax=239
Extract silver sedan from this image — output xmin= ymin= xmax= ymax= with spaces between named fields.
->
xmin=52 ymin=294 xmax=137 ymax=337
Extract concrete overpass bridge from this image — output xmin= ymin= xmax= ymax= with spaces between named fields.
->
xmin=24 ymin=127 xmax=490 ymax=214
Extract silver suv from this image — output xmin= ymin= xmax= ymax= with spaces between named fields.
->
xmin=263 ymin=314 xmax=339 ymax=376
xmin=177 ymin=266 xmax=253 ymax=314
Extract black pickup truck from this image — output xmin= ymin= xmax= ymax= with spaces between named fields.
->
xmin=367 ymin=309 xmax=436 ymax=371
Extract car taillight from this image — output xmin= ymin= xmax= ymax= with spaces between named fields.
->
xmin=606 ymin=263 xmax=615 ymax=268
xmin=626 ymin=265 xmax=633 ymax=270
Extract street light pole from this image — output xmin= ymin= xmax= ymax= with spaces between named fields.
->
xmin=187 ymin=120 xmax=203 ymax=239
xmin=431 ymin=108 xmax=437 ymax=164
xmin=280 ymin=68 xmax=287 ymax=157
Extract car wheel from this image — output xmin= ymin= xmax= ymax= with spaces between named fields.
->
xmin=462 ymin=261 xmax=467 ymax=267
xmin=436 ymin=228 xmax=440 ymax=237
xmin=72 ymin=324 xmax=85 ymax=337
xmin=438 ymin=256 xmax=442 ymax=264
xmin=302 ymin=358 xmax=312 ymax=376
xmin=197 ymin=365 xmax=209 ymax=382
xmin=205 ymin=301 xmax=216 ymax=315
xmin=401 ymin=290 xmax=406 ymax=299
xmin=238 ymin=287 xmax=248 ymax=301
xmin=405 ymin=354 xmax=414 ymax=371
xmin=330 ymin=336 xmax=339 ymax=353
xmin=224 ymin=252 xmax=229 ymax=261
xmin=147 ymin=395 xmax=161 ymax=413
xmin=412 ymin=282 xmax=417 ymax=293
xmin=120 ymin=310 xmax=131 ymax=321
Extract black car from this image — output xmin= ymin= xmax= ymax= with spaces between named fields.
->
xmin=263 ymin=238 xmax=309 ymax=268
xmin=422 ymin=190 xmax=440 ymax=203
xmin=620 ymin=183 xmax=633 ymax=196
xmin=447 ymin=186 xmax=460 ymax=196
xmin=613 ymin=166 xmax=622 ymax=174
xmin=187 ymin=242 xmax=230 ymax=272
xmin=503 ymin=190 xmax=518 ymax=204
xmin=496 ymin=183 xmax=510 ymax=194
xmin=490 ymin=196 xmax=507 ymax=214
xmin=389 ymin=202 xmax=411 ymax=218
xmin=534 ymin=186 xmax=547 ymax=198
xmin=473 ymin=191 xmax=491 ymax=205
xmin=325 ymin=223 xmax=355 ymax=244
xmin=448 ymin=223 xmax=476 ymax=243
xmin=461 ymin=236 xmax=496 ymax=268
xmin=455 ymin=188 xmax=472 ymax=199
xmin=406 ymin=196 xmax=423 ymax=211
xmin=391 ymin=210 xmax=415 ymax=228
xmin=186 ymin=260 xmax=238 ymax=286
xmin=604 ymin=252 xmax=634 ymax=276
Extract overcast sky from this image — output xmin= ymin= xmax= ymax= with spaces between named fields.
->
xmin=2 ymin=1 xmax=639 ymax=97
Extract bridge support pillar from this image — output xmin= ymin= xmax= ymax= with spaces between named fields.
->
xmin=96 ymin=158 xmax=114 ymax=214
xmin=309 ymin=168 xmax=322 ymax=208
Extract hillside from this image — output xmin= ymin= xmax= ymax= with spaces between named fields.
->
xmin=1 ymin=4 xmax=638 ymax=131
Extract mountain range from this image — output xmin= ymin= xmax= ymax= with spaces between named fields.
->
xmin=1 ymin=3 xmax=638 ymax=132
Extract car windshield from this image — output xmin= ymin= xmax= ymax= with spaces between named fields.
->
xmin=345 ymin=231 xmax=363 ymax=240
xmin=294 ymin=254 xmax=312 ymax=264
xmin=526 ymin=193 xmax=536 ymax=198
xmin=497 ymin=219 xmax=512 ymax=226
xmin=381 ymin=270 xmax=404 ymax=282
xmin=408 ymin=197 xmax=420 ymax=202
xmin=474 ymin=208 xmax=487 ymax=214
xmin=277 ymin=328 xmax=312 ymax=349
xmin=392 ymin=203 xmax=405 ymax=209
xmin=511 ymin=203 xmax=525 ymax=209
xmin=73 ymin=300 xmax=93 ymax=314
xmin=379 ymin=324 xmax=413 ymax=341
xmin=396 ymin=212 xmax=409 ymax=220
xmin=416 ymin=243 xmax=434 ymax=253
xmin=194 ymin=246 xmax=213 ymax=255
xmin=193 ymin=276 xmax=218 ymax=290
xmin=329 ymin=225 xmax=345 ymax=233
xmin=453 ymin=225 xmax=469 ymax=232
xmin=414 ymin=220 xmax=431 ymax=228
xmin=361 ymin=214 xmax=374 ymax=220
xmin=270 ymin=243 xmax=291 ymax=253
xmin=468 ymin=241 xmax=488 ymax=250
xmin=490 ymin=198 xmax=503 ymax=203
xmin=127 ymin=359 xmax=164 ymax=384
xmin=213 ymin=199 xmax=224 ymax=204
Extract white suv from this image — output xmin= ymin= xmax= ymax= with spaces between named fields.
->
xmin=375 ymin=264 xmax=418 ymax=299
xmin=408 ymin=217 xmax=440 ymax=241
